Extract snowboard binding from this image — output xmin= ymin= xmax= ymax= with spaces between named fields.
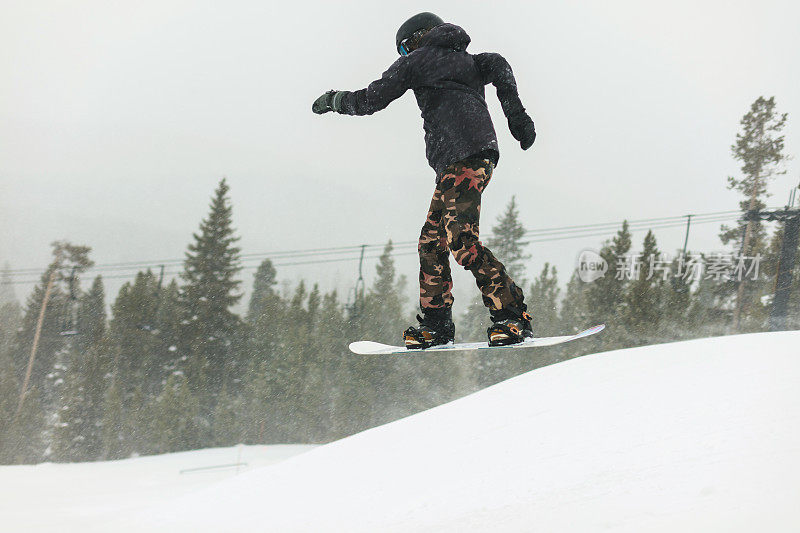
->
xmin=488 ymin=307 xmax=534 ymax=347
xmin=403 ymin=308 xmax=455 ymax=349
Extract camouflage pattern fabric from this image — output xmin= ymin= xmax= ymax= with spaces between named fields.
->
xmin=418 ymin=156 xmax=525 ymax=311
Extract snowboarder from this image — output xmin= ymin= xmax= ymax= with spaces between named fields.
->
xmin=313 ymin=12 xmax=537 ymax=348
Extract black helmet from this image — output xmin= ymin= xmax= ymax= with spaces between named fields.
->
xmin=395 ymin=12 xmax=444 ymax=55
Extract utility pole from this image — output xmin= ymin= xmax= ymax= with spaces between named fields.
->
xmin=353 ymin=245 xmax=366 ymax=318
xmin=346 ymin=245 xmax=367 ymax=321
xmin=681 ymin=214 xmax=693 ymax=258
xmin=743 ymin=207 xmax=800 ymax=331
xmin=16 ymin=269 xmax=57 ymax=418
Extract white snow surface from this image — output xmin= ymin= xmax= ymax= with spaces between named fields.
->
xmin=5 ymin=331 xmax=800 ymax=532
xmin=0 ymin=445 xmax=315 ymax=532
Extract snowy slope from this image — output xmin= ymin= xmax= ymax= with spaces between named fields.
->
xmin=8 ymin=331 xmax=800 ymax=532
xmin=103 ymin=331 xmax=800 ymax=532
xmin=0 ymin=445 xmax=315 ymax=532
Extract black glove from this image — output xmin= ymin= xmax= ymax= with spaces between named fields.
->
xmin=508 ymin=112 xmax=536 ymax=150
xmin=312 ymin=90 xmax=346 ymax=114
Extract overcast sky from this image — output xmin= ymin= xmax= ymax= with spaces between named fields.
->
xmin=1 ymin=0 xmax=799 ymax=312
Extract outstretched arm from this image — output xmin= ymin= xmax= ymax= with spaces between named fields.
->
xmin=474 ymin=52 xmax=536 ymax=150
xmin=312 ymin=57 xmax=412 ymax=116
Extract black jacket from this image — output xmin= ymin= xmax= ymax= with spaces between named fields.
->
xmin=338 ymin=23 xmax=530 ymax=178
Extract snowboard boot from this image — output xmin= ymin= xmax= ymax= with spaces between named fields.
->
xmin=487 ymin=306 xmax=534 ymax=347
xmin=403 ymin=307 xmax=455 ymax=349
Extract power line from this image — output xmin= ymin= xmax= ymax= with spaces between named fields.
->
xmin=0 ymin=208 xmax=772 ymax=286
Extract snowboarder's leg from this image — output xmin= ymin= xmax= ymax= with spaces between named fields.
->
xmin=404 ymin=184 xmax=456 ymax=348
xmin=439 ymin=157 xmax=525 ymax=312
xmin=438 ymin=156 xmax=532 ymax=345
xmin=418 ymin=185 xmax=454 ymax=311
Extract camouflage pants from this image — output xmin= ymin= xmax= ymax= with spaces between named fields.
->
xmin=418 ymin=156 xmax=525 ymax=312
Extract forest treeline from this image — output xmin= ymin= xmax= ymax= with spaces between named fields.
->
xmin=0 ymin=96 xmax=796 ymax=464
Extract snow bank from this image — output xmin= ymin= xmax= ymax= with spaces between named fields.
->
xmin=6 ymin=331 xmax=799 ymax=532
xmin=108 ymin=331 xmax=800 ymax=532
xmin=0 ymin=445 xmax=314 ymax=532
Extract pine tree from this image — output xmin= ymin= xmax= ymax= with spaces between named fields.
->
xmin=486 ymin=196 xmax=530 ymax=285
xmin=336 ymin=242 xmax=412 ymax=430
xmin=76 ymin=276 xmax=106 ymax=353
xmin=179 ymin=178 xmax=242 ymax=397
xmin=299 ymin=283 xmax=331 ymax=441
xmin=0 ymin=348 xmax=19 ymax=461
xmin=211 ymin=383 xmax=244 ymax=446
xmin=109 ymin=271 xmax=164 ymax=396
xmin=658 ymin=251 xmax=695 ymax=340
xmin=1 ymin=301 xmax=45 ymax=464
xmin=262 ymin=280 xmax=311 ymax=442
xmin=763 ymin=227 xmax=800 ymax=329
xmin=238 ymin=359 xmax=274 ymax=444
xmin=245 ymin=259 xmax=284 ymax=371
xmin=51 ymin=275 xmax=107 ymax=463
xmin=13 ymin=242 xmax=93 ymax=412
xmin=721 ymin=96 xmax=788 ymax=330
xmin=8 ymin=243 xmax=94 ymax=462
xmin=155 ymin=279 xmax=183 ymax=378
xmin=560 ymin=270 xmax=591 ymax=333
xmin=0 ymin=367 xmax=45 ymax=464
xmin=100 ymin=377 xmax=126 ymax=460
xmin=686 ymin=252 xmax=737 ymax=338
xmin=0 ymin=301 xmax=21 ymax=370
xmin=585 ymin=222 xmax=632 ymax=350
xmin=528 ymin=263 xmax=560 ymax=337
xmin=315 ymin=290 xmax=349 ymax=440
xmin=274 ymin=281 xmax=336 ymax=441
xmin=104 ymin=271 xmax=183 ymax=455
xmin=621 ymin=230 xmax=663 ymax=345
xmin=362 ymin=241 xmax=407 ymax=344
xmin=0 ymin=263 xmax=16 ymax=306
xmin=124 ymin=384 xmax=152 ymax=455
xmin=233 ymin=260 xmax=287 ymax=443
xmin=149 ymin=373 xmax=203 ymax=454
xmin=13 ymin=269 xmax=67 ymax=399
xmin=51 ymin=341 xmax=112 ymax=462
xmin=248 ymin=260 xmax=280 ymax=322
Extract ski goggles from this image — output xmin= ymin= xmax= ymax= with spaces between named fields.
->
xmin=398 ymin=29 xmax=429 ymax=56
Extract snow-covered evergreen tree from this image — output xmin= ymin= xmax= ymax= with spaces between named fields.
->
xmin=528 ymin=263 xmax=560 ymax=337
xmin=148 ymin=372 xmax=203 ymax=454
xmin=100 ymin=377 xmax=126 ymax=460
xmin=362 ymin=241 xmax=407 ymax=344
xmin=658 ymin=251 xmax=694 ymax=340
xmin=720 ymin=96 xmax=788 ymax=330
xmin=622 ymin=231 xmax=662 ymax=345
xmin=560 ymin=270 xmax=591 ymax=333
xmin=0 ymin=263 xmax=16 ymax=306
xmin=245 ymin=260 xmax=285 ymax=367
xmin=179 ymin=178 xmax=242 ymax=397
xmin=76 ymin=276 xmax=106 ymax=353
xmin=486 ymin=196 xmax=530 ymax=285
xmin=110 ymin=270 xmax=165 ymax=395
xmin=52 ymin=341 xmax=112 ymax=462
xmin=0 ymin=357 xmax=45 ymax=464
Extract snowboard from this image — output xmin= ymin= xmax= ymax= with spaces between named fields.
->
xmin=349 ymin=324 xmax=605 ymax=355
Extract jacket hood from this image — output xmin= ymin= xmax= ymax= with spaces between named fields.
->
xmin=419 ymin=23 xmax=471 ymax=52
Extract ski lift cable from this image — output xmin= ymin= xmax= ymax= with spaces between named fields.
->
xmin=0 ymin=209 xmax=757 ymax=283
xmin=0 ymin=215 xmax=744 ymax=285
